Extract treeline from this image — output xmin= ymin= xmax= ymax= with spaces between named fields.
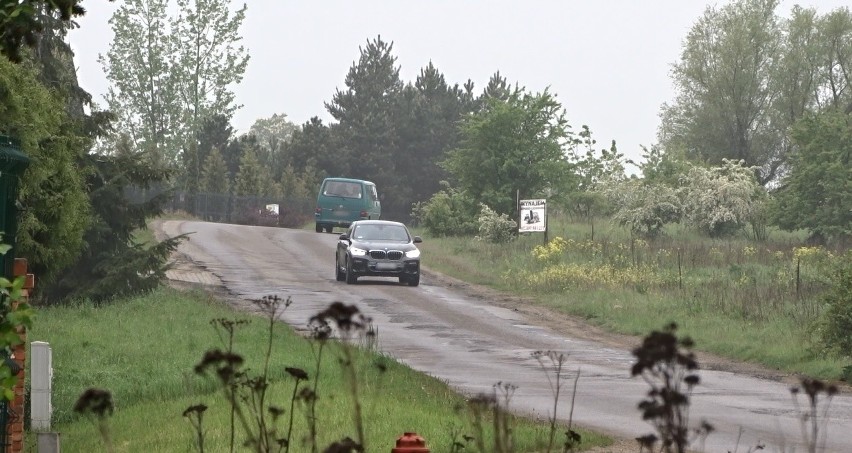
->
xmin=188 ymin=38 xmax=521 ymax=220
xmin=0 ymin=0 xmax=849 ymax=304
xmin=412 ymin=0 xmax=851 ymax=247
xmin=206 ymin=1 xmax=850 ymax=246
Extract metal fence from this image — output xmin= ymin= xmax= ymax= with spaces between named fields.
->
xmin=125 ymin=186 xmax=416 ymax=227
xmin=125 ymin=187 xmax=315 ymax=227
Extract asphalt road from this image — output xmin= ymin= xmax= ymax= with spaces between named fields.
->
xmin=159 ymin=220 xmax=852 ymax=453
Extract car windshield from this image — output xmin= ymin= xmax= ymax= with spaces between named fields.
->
xmin=352 ymin=224 xmax=409 ymax=242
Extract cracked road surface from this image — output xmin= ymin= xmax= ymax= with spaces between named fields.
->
xmin=159 ymin=220 xmax=852 ymax=452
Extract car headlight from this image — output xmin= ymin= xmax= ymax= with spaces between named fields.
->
xmin=350 ymin=247 xmax=367 ymax=257
xmin=405 ymin=249 xmax=420 ymax=258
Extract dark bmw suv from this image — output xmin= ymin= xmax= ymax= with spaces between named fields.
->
xmin=335 ymin=220 xmax=422 ymax=286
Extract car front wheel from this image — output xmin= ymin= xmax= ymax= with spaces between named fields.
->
xmin=406 ymin=274 xmax=420 ymax=287
xmin=345 ymin=257 xmax=357 ymax=284
xmin=335 ymin=255 xmax=345 ymax=281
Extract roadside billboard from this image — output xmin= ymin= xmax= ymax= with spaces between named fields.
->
xmin=519 ymin=199 xmax=546 ymax=232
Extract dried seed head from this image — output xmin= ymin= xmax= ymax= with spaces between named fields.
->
xmin=182 ymin=404 xmax=208 ymax=417
xmin=73 ymin=388 xmax=114 ymax=418
xmin=285 ymin=366 xmax=309 ymax=380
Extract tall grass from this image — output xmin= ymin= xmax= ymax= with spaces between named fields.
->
xmin=417 ymin=213 xmax=849 ymax=380
xmin=29 ymin=287 xmax=610 ymax=452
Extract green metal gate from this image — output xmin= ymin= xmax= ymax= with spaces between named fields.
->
xmin=0 ymin=135 xmax=29 ymax=453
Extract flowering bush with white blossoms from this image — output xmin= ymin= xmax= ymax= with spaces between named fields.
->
xmin=476 ymin=204 xmax=517 ymax=243
xmin=602 ymin=178 xmax=681 ymax=237
xmin=678 ymin=159 xmax=765 ymax=237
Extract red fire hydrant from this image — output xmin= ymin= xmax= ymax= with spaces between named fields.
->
xmin=391 ymin=432 xmax=430 ymax=453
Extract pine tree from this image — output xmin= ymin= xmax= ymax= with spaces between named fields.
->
xmin=201 ymin=147 xmax=230 ymax=194
xmin=325 ymin=36 xmax=404 ymax=213
xmin=395 ymin=61 xmax=468 ymax=205
xmin=43 ymin=153 xmax=184 ymax=302
xmin=200 ymin=147 xmax=230 ymax=221
xmin=234 ymin=148 xmax=263 ymax=196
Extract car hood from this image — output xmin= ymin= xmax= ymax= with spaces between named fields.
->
xmin=351 ymin=240 xmax=418 ymax=252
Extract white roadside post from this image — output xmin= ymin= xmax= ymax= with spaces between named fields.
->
xmin=30 ymin=341 xmax=52 ymax=430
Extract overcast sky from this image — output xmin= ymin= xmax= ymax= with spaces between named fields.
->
xmin=67 ymin=0 xmax=849 ymax=165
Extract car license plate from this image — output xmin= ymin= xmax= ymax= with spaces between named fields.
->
xmin=376 ymin=262 xmax=397 ymax=270
xmin=334 ymin=210 xmax=349 ymax=217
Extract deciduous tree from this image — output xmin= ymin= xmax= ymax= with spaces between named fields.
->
xmin=172 ymin=0 xmax=248 ymax=196
xmin=660 ymin=0 xmax=782 ymax=184
xmin=101 ymin=0 xmax=248 ymax=182
xmin=771 ymin=111 xmax=851 ymax=243
xmin=248 ymin=113 xmax=298 ymax=182
xmin=100 ymin=0 xmax=180 ymax=168
xmin=639 ymin=145 xmax=692 ymax=188
xmin=562 ymin=126 xmax=626 ymax=220
xmin=814 ymin=8 xmax=852 ymax=112
xmin=660 ymin=1 xmax=852 ymax=185
xmin=442 ymin=89 xmax=571 ymax=218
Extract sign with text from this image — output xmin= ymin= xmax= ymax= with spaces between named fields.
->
xmin=519 ymin=199 xmax=546 ymax=232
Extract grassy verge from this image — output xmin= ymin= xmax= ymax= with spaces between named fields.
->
xmin=416 ymin=219 xmax=850 ymax=381
xmin=29 ymin=287 xmax=610 ymax=452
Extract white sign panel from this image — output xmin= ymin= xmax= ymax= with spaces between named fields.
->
xmin=519 ymin=199 xmax=546 ymax=232
xmin=265 ymin=203 xmax=280 ymax=215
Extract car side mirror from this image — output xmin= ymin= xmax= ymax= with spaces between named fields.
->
xmin=339 ymin=234 xmax=349 ymax=241
xmin=413 ymin=236 xmax=422 ymax=243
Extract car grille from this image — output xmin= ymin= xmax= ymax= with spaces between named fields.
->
xmin=369 ymin=250 xmax=404 ymax=260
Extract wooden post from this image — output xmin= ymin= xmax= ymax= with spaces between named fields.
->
xmin=796 ymin=258 xmax=801 ymax=299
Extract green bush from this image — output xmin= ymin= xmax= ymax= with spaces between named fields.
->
xmin=476 ymin=204 xmax=517 ymax=243
xmin=820 ymin=251 xmax=852 ymax=356
xmin=411 ymin=185 xmax=479 ymax=237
